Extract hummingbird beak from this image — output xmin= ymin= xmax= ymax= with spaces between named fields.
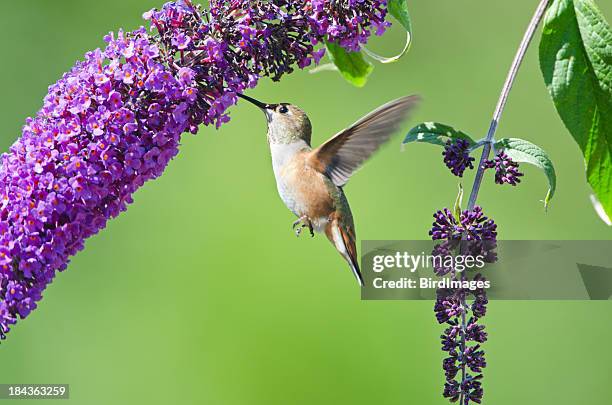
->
xmin=237 ymin=93 xmax=277 ymax=123
xmin=237 ymin=93 xmax=272 ymax=110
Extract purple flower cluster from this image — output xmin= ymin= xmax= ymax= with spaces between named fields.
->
xmin=309 ymin=0 xmax=390 ymax=51
xmin=145 ymin=0 xmax=389 ymax=110
xmin=430 ymin=205 xmax=495 ymax=404
xmin=0 ymin=0 xmax=389 ymax=340
xmin=484 ymin=151 xmax=523 ymax=186
xmin=0 ymin=28 xmax=200 ymax=338
xmin=444 ymin=374 xmax=484 ymax=404
xmin=430 ymin=206 xmax=497 ymax=241
xmin=443 ymin=139 xmax=475 ymax=177
xmin=435 ymin=284 xmax=489 ymax=404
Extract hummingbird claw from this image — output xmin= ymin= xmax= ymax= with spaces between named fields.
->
xmin=292 ymin=218 xmax=302 ymax=230
xmin=292 ymin=216 xmax=314 ymax=238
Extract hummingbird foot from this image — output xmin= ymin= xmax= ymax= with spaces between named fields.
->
xmin=292 ymin=216 xmax=314 ymax=238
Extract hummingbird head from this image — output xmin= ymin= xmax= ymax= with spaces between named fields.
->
xmin=238 ymin=94 xmax=312 ymax=145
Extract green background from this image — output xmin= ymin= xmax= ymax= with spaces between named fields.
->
xmin=0 ymin=1 xmax=611 ymax=404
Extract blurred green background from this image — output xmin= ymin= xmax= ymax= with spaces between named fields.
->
xmin=0 ymin=1 xmax=611 ymax=404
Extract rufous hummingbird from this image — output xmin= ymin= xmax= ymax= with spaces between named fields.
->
xmin=238 ymin=94 xmax=419 ymax=286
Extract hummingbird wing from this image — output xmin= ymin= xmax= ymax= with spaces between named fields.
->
xmin=309 ymin=95 xmax=419 ymax=187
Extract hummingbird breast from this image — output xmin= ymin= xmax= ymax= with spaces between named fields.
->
xmin=269 ymin=141 xmax=341 ymax=232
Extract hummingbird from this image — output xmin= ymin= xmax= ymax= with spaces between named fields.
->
xmin=238 ymin=93 xmax=419 ymax=286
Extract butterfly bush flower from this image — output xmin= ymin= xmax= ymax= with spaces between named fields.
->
xmin=430 ymin=206 xmax=496 ymax=404
xmin=435 ymin=282 xmax=489 ymax=404
xmin=484 ymin=151 xmax=523 ymax=186
xmin=308 ymin=0 xmax=390 ymax=51
xmin=430 ymin=206 xmax=497 ymax=241
xmin=0 ymin=0 xmax=389 ymax=340
xmin=443 ymin=139 xmax=475 ymax=177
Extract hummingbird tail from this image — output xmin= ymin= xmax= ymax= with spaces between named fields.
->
xmin=325 ymin=219 xmax=364 ymax=287
xmin=347 ymin=255 xmax=364 ymax=287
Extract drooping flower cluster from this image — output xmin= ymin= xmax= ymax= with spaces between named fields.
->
xmin=430 ymin=206 xmax=497 ymax=241
xmin=483 ymin=151 xmax=523 ymax=186
xmin=436 ymin=285 xmax=488 ymax=405
xmin=430 ymin=206 xmax=496 ymax=404
xmin=0 ymin=0 xmax=390 ymax=340
xmin=443 ymin=139 xmax=475 ymax=177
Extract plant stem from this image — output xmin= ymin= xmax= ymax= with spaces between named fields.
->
xmin=466 ymin=0 xmax=550 ymax=210
xmin=459 ymin=282 xmax=468 ymax=405
xmin=458 ymin=3 xmax=551 ymax=403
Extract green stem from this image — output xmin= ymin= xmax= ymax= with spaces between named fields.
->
xmin=459 ymin=2 xmax=551 ymax=403
xmin=466 ymin=0 xmax=551 ymax=210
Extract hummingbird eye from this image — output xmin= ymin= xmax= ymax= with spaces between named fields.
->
xmin=278 ymin=105 xmax=289 ymax=114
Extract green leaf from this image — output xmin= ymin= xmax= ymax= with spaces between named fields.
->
xmin=325 ymin=42 xmax=374 ymax=87
xmin=495 ymin=138 xmax=557 ymax=209
xmin=590 ymin=194 xmax=612 ymax=225
xmin=540 ymin=0 xmax=612 ymax=220
xmin=388 ymin=0 xmax=413 ymax=34
xmin=363 ymin=0 xmax=413 ymax=63
xmin=403 ymin=122 xmax=476 ymax=147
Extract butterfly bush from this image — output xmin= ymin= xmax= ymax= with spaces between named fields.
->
xmin=430 ymin=207 xmax=497 ymax=404
xmin=0 ymin=0 xmax=389 ymax=339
